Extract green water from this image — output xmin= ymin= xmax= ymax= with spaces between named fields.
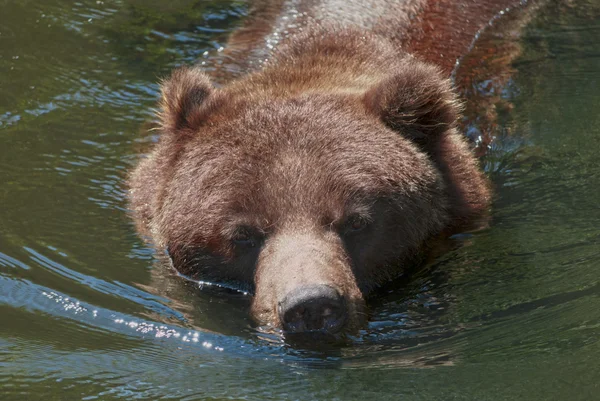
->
xmin=1 ymin=1 xmax=599 ymax=400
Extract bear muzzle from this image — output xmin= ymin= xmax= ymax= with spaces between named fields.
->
xmin=251 ymin=229 xmax=365 ymax=335
xmin=278 ymin=284 xmax=346 ymax=333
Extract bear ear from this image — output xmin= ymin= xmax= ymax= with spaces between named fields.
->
xmin=159 ymin=66 xmax=214 ymax=133
xmin=363 ymin=59 xmax=461 ymax=145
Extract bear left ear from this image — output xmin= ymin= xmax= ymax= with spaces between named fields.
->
xmin=159 ymin=66 xmax=214 ymax=133
xmin=363 ymin=59 xmax=461 ymax=145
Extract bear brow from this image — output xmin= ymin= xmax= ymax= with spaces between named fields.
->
xmin=220 ymin=215 xmax=270 ymax=239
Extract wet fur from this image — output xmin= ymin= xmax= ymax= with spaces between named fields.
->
xmin=127 ymin=0 xmax=523 ymax=331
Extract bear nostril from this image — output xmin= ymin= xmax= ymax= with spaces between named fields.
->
xmin=279 ymin=285 xmax=346 ymax=334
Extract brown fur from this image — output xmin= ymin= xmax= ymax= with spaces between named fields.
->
xmin=127 ymin=0 xmax=520 ymax=332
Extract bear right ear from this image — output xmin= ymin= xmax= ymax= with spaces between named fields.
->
xmin=159 ymin=66 xmax=214 ymax=133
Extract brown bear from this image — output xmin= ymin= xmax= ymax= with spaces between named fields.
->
xmin=128 ymin=0 xmax=522 ymax=335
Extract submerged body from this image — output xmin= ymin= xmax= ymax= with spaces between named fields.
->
xmin=129 ymin=0 xmax=522 ymax=334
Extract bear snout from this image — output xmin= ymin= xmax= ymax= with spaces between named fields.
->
xmin=278 ymin=284 xmax=346 ymax=333
xmin=251 ymin=230 xmax=365 ymax=335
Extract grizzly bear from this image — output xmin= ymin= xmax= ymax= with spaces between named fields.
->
xmin=128 ymin=0 xmax=521 ymax=334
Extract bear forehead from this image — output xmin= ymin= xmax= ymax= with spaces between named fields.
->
xmin=178 ymin=94 xmax=439 ymax=188
xmin=171 ymin=99 xmax=438 ymax=196
xmin=162 ymin=96 xmax=443 ymax=229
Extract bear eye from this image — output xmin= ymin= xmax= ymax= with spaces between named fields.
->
xmin=344 ymin=214 xmax=369 ymax=233
xmin=232 ymin=227 xmax=262 ymax=248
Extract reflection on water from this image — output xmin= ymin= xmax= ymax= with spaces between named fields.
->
xmin=1 ymin=0 xmax=600 ymax=400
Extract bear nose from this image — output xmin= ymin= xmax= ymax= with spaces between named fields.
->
xmin=278 ymin=285 xmax=346 ymax=333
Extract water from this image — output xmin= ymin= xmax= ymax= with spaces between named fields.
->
xmin=1 ymin=1 xmax=599 ymax=400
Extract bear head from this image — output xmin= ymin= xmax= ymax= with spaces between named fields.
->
xmin=128 ymin=59 xmax=488 ymax=335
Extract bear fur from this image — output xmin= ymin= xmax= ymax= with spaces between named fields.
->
xmin=127 ymin=0 xmax=519 ymax=333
